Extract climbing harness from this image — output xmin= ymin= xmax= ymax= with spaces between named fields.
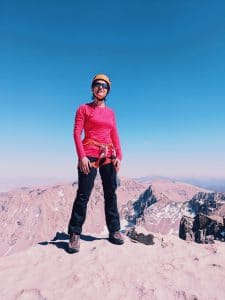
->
xmin=83 ymin=139 xmax=116 ymax=168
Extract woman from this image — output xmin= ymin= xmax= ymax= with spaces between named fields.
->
xmin=68 ymin=74 xmax=124 ymax=253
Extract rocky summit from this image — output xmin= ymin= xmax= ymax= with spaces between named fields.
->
xmin=0 ymin=177 xmax=225 ymax=299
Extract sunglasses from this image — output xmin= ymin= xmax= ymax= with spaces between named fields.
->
xmin=93 ymin=82 xmax=109 ymax=89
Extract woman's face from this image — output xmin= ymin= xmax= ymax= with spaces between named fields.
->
xmin=92 ymin=80 xmax=108 ymax=100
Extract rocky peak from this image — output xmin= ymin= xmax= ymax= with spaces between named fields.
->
xmin=188 ymin=192 xmax=225 ymax=215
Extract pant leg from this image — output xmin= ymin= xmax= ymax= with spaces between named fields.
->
xmin=99 ymin=162 xmax=121 ymax=233
xmin=68 ymin=158 xmax=97 ymax=235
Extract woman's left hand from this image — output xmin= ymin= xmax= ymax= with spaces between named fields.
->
xmin=113 ymin=158 xmax=121 ymax=172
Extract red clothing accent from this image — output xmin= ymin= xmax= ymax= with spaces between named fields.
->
xmin=73 ymin=102 xmax=122 ymax=160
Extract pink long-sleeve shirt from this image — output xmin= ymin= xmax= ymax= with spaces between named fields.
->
xmin=73 ymin=102 xmax=122 ymax=160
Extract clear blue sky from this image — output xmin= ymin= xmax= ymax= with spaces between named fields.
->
xmin=1 ymin=0 xmax=225 ymax=189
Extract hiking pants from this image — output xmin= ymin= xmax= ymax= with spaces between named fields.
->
xmin=68 ymin=157 xmax=121 ymax=235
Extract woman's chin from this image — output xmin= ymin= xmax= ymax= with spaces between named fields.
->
xmin=96 ymin=94 xmax=105 ymax=100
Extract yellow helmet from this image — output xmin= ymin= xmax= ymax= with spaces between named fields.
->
xmin=91 ymin=74 xmax=111 ymax=90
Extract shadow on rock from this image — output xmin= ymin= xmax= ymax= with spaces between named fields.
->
xmin=51 ymin=231 xmax=69 ymax=241
xmin=80 ymin=234 xmax=108 ymax=242
xmin=38 ymin=240 xmax=68 ymax=253
xmin=38 ymin=232 xmax=69 ymax=253
xmin=38 ymin=231 xmax=108 ymax=253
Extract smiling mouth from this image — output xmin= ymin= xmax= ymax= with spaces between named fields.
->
xmin=97 ymin=91 xmax=105 ymax=95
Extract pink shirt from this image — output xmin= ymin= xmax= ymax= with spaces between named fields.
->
xmin=73 ymin=102 xmax=122 ymax=160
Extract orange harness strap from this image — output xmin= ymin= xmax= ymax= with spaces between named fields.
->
xmin=84 ymin=139 xmax=116 ymax=169
xmin=83 ymin=139 xmax=114 ymax=149
xmin=90 ymin=157 xmax=115 ymax=169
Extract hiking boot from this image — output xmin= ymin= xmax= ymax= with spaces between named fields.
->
xmin=68 ymin=233 xmax=80 ymax=253
xmin=109 ymin=231 xmax=124 ymax=245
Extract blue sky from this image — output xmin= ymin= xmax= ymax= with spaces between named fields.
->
xmin=1 ymin=0 xmax=225 ymax=189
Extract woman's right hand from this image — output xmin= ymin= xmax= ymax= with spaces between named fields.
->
xmin=79 ymin=157 xmax=91 ymax=174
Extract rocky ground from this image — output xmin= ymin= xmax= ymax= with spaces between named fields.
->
xmin=0 ymin=229 xmax=225 ymax=300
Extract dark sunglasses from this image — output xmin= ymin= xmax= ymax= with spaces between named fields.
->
xmin=93 ymin=82 xmax=109 ymax=89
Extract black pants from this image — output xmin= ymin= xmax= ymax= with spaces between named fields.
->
xmin=68 ymin=157 xmax=121 ymax=235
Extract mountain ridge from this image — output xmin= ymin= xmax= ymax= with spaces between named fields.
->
xmin=0 ymin=177 xmax=210 ymax=257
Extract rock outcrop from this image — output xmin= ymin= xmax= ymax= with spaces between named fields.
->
xmin=121 ymin=179 xmax=209 ymax=235
xmin=187 ymin=192 xmax=225 ymax=215
xmin=179 ymin=213 xmax=225 ymax=243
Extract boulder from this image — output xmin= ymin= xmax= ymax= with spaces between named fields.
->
xmin=179 ymin=213 xmax=225 ymax=243
xmin=126 ymin=227 xmax=154 ymax=245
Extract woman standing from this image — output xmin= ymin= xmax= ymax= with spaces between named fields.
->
xmin=68 ymin=74 xmax=124 ymax=253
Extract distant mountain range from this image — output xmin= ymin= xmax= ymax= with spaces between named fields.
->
xmin=134 ymin=175 xmax=225 ymax=192
xmin=2 ymin=176 xmax=225 ymax=257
